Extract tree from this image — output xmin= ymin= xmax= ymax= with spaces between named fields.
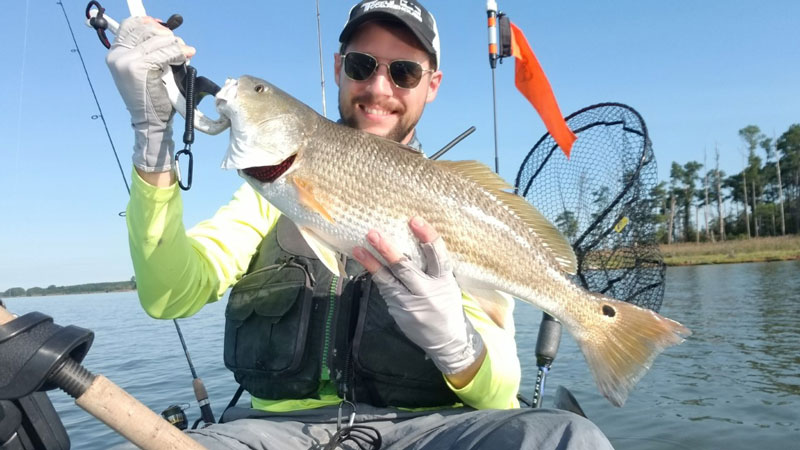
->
xmin=667 ymin=163 xmax=682 ymax=243
xmin=702 ymin=150 xmax=712 ymax=241
xmin=723 ymin=172 xmax=750 ymax=237
xmin=714 ymin=146 xmax=726 ymax=240
xmin=740 ymin=125 xmax=765 ymax=237
xmin=760 ymin=137 xmax=785 ymax=235
xmin=777 ymin=124 xmax=800 ymax=234
xmin=555 ymin=210 xmax=579 ymax=241
xmin=679 ymin=161 xmax=703 ymax=242
xmin=2 ymin=287 xmax=25 ymax=297
xmin=649 ymin=182 xmax=669 ymax=243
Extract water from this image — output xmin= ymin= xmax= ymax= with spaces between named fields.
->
xmin=3 ymin=261 xmax=799 ymax=449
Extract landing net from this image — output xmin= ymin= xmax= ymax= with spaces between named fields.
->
xmin=515 ymin=103 xmax=664 ymax=312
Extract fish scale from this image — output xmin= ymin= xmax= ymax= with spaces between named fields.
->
xmin=216 ymin=75 xmax=691 ymax=407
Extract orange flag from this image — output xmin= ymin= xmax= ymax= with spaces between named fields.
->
xmin=509 ymin=22 xmax=576 ymax=158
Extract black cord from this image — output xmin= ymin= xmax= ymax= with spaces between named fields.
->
xmin=324 ymin=425 xmax=382 ymax=450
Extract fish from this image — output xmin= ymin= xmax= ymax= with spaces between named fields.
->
xmin=214 ymin=75 xmax=691 ymax=407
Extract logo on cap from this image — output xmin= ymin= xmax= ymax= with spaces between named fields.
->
xmin=360 ymin=0 xmax=423 ymax=23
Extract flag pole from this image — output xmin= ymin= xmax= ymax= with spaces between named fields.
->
xmin=487 ymin=0 xmax=500 ymax=173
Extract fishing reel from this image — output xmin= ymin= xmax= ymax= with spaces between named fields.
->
xmin=160 ymin=404 xmax=189 ymax=431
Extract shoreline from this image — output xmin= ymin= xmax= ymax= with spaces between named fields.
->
xmin=664 ymin=254 xmax=800 ymax=267
xmin=660 ymin=235 xmax=800 ymax=267
xmin=4 ymin=237 xmax=799 ymax=297
xmin=0 ymin=288 xmax=137 ymax=299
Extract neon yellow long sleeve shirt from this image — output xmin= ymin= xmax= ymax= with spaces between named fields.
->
xmin=126 ymin=169 xmax=521 ymax=410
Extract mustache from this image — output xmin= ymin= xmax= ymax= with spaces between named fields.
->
xmin=351 ymin=94 xmax=403 ymax=112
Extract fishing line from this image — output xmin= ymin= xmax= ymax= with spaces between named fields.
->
xmin=56 ymin=0 xmax=130 ymax=196
xmin=12 ymin=0 xmax=30 ymax=198
xmin=315 ymin=0 xmax=328 ymax=117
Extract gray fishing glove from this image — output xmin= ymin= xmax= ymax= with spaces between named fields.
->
xmin=106 ymin=17 xmax=187 ymax=172
xmin=372 ymin=237 xmax=485 ymax=375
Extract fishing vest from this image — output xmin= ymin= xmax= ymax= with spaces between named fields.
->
xmin=223 ymin=215 xmax=460 ymax=408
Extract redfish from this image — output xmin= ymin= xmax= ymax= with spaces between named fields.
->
xmin=215 ymin=75 xmax=690 ymax=406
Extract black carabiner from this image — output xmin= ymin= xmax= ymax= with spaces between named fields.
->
xmin=175 ymin=148 xmax=193 ymax=191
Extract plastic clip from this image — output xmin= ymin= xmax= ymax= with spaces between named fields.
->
xmin=85 ymin=1 xmax=111 ymax=49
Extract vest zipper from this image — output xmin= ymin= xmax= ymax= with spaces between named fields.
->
xmin=321 ymin=274 xmax=339 ymax=380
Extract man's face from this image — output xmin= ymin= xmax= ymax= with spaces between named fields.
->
xmin=335 ymin=21 xmax=442 ymax=144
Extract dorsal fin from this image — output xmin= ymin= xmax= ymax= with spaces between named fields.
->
xmin=437 ymin=159 xmax=577 ymax=274
xmin=496 ymin=191 xmax=577 ymax=273
xmin=436 ymin=160 xmax=514 ymax=190
xmin=374 ymin=133 xmax=426 ymax=157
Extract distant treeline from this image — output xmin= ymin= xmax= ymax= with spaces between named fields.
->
xmin=657 ymin=124 xmax=800 ymax=244
xmin=1 ymin=279 xmax=136 ymax=298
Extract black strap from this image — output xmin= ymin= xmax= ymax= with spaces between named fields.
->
xmin=223 ymin=385 xmax=246 ymax=413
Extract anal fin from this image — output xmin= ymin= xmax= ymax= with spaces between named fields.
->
xmin=462 ymin=286 xmax=515 ymax=331
xmin=297 ymin=227 xmax=346 ymax=277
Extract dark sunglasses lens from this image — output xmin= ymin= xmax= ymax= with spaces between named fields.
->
xmin=389 ymin=60 xmax=424 ymax=88
xmin=344 ymin=53 xmax=377 ymax=81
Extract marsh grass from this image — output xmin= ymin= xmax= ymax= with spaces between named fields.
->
xmin=660 ymin=235 xmax=800 ymax=266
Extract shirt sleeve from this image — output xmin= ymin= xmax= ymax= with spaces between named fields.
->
xmin=446 ymin=293 xmax=521 ymax=410
xmin=126 ymin=169 xmax=281 ymax=319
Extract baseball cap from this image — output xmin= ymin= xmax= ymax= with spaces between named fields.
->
xmin=339 ymin=0 xmax=440 ymax=69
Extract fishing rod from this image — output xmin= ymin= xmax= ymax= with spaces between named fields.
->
xmin=430 ymin=126 xmax=476 ymax=160
xmin=68 ymin=0 xmax=219 ymax=428
xmin=486 ymin=0 xmax=501 ymax=173
xmin=0 ymin=305 xmax=204 ymax=449
xmin=485 ymin=0 xmax=568 ymax=411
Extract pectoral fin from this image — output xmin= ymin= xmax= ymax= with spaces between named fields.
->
xmin=292 ymin=176 xmax=334 ymax=224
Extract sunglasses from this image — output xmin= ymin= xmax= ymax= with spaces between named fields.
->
xmin=341 ymin=51 xmax=434 ymax=89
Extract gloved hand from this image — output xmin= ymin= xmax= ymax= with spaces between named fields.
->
xmin=106 ymin=16 xmax=193 ymax=173
xmin=352 ymin=217 xmax=485 ymax=375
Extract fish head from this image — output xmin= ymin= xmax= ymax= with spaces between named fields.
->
xmin=216 ymin=75 xmax=318 ymax=183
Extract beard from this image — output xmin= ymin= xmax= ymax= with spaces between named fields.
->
xmin=338 ymin=91 xmax=420 ymax=144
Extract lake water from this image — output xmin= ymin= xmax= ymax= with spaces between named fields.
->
xmin=3 ymin=260 xmax=799 ymax=449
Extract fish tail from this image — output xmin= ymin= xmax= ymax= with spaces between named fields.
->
xmin=569 ymin=293 xmax=691 ymax=407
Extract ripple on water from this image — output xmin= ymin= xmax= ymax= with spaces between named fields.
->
xmin=3 ymin=261 xmax=798 ymax=449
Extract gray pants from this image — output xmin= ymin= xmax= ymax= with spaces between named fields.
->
xmin=182 ymin=404 xmax=613 ymax=450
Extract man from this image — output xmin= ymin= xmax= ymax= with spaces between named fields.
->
xmin=107 ymin=1 xmax=613 ymax=448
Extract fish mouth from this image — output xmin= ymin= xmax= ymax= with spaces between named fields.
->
xmin=242 ymin=154 xmax=297 ymax=183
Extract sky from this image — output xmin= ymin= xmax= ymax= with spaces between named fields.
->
xmin=0 ymin=0 xmax=797 ymax=291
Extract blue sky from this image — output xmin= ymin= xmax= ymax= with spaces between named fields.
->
xmin=0 ymin=0 xmax=797 ymax=290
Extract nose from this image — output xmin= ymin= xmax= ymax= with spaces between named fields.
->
xmin=365 ymin=64 xmax=394 ymax=96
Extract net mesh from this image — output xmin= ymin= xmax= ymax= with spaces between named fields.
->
xmin=514 ymin=103 xmax=664 ymax=312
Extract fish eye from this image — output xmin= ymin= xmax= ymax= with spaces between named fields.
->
xmin=254 ymin=84 xmax=266 ymax=93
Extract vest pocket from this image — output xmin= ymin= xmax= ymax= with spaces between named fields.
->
xmin=224 ymin=262 xmax=313 ymax=378
xmin=350 ymin=277 xmax=460 ymax=407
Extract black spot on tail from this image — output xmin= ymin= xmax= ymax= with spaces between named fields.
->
xmin=602 ymin=305 xmax=616 ymax=317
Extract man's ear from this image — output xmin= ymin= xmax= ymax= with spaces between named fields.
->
xmin=334 ymin=53 xmax=342 ymax=86
xmin=425 ymin=70 xmax=443 ymax=104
